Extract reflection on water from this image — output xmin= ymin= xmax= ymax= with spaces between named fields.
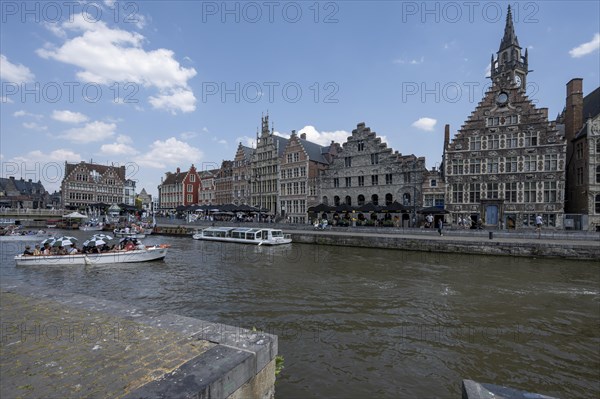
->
xmin=2 ymin=231 xmax=599 ymax=398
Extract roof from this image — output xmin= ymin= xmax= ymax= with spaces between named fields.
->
xmin=64 ymin=161 xmax=126 ymax=181
xmin=297 ymin=137 xmax=330 ymax=164
xmin=272 ymin=135 xmax=289 ymax=157
xmin=574 ymin=86 xmax=600 ymax=140
xmin=0 ymin=177 xmax=47 ymax=195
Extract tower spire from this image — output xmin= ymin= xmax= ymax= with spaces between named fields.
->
xmin=499 ymin=5 xmax=519 ymax=51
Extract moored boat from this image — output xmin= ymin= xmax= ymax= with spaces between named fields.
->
xmin=0 ymin=230 xmax=53 ymax=241
xmin=192 ymin=226 xmax=292 ymax=245
xmin=79 ymin=222 xmax=104 ymax=231
xmin=113 ymin=229 xmax=146 ymax=239
xmin=14 ymin=246 xmax=168 ymax=266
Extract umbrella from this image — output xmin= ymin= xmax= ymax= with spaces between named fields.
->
xmin=40 ymin=237 xmax=56 ymax=246
xmin=91 ymin=234 xmax=113 ymax=241
xmin=63 ymin=211 xmax=88 ymax=219
xmin=83 ymin=238 xmax=107 ymax=247
xmin=51 ymin=236 xmax=78 ymax=247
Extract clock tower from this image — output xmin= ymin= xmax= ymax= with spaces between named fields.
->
xmin=490 ymin=5 xmax=528 ymax=91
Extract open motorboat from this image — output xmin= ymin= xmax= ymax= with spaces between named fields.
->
xmin=192 ymin=226 xmax=292 ymax=245
xmin=14 ymin=245 xmax=168 ymax=266
xmin=0 ymin=229 xmax=53 ymax=241
xmin=113 ymin=228 xmax=146 ymax=239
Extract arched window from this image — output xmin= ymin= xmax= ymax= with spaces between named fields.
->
xmin=334 ymin=196 xmax=340 ymax=206
xmin=371 ymin=194 xmax=379 ymax=206
xmin=596 ymin=165 xmax=600 ymax=184
xmin=345 ymin=196 xmax=352 ymax=206
xmin=596 ymin=139 xmax=600 ymax=154
xmin=403 ymin=193 xmax=411 ymax=206
xmin=385 ymin=193 xmax=393 ymax=205
xmin=322 ymin=196 xmax=329 ymax=205
xmin=357 ymin=195 xmax=365 ymax=206
xmin=596 ymin=194 xmax=600 ymax=214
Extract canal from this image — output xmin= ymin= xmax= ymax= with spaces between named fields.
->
xmin=2 ymin=232 xmax=599 ymax=398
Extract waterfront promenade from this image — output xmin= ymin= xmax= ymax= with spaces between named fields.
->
xmin=0 ymin=279 xmax=277 ymax=399
xmin=157 ymin=219 xmax=600 ymax=260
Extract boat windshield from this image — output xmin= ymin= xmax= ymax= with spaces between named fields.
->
xmin=271 ymin=230 xmax=283 ymax=238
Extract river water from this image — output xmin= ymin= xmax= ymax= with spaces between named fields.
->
xmin=2 ymin=231 xmax=599 ymax=398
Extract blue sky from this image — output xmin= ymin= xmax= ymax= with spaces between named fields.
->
xmin=1 ymin=1 xmax=599 ymax=197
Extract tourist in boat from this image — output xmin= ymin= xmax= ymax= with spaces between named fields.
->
xmin=23 ymin=246 xmax=33 ymax=256
xmin=68 ymin=245 xmax=78 ymax=255
xmin=57 ymin=246 xmax=68 ymax=255
xmin=42 ymin=243 xmax=51 ymax=255
xmin=33 ymin=244 xmax=41 ymax=256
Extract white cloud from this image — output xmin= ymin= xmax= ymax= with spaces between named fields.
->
xmin=23 ymin=122 xmax=48 ymax=131
xmin=12 ymin=149 xmax=82 ymax=163
xmin=569 ymin=33 xmax=600 ymax=58
xmin=148 ymin=88 xmax=196 ymax=114
xmin=0 ymin=54 xmax=35 ymax=83
xmin=411 ymin=117 xmax=437 ymax=131
xmin=297 ymin=126 xmax=350 ymax=146
xmin=180 ymin=131 xmax=198 ymax=140
xmin=99 ymin=135 xmax=139 ymax=156
xmin=393 ymin=56 xmax=424 ymax=65
xmin=235 ymin=136 xmax=257 ymax=148
xmin=59 ymin=121 xmax=116 ymax=143
xmin=52 ymin=110 xmax=89 ymax=124
xmin=36 ymin=14 xmax=197 ymax=113
xmin=134 ymin=137 xmax=203 ymax=168
xmin=14 ymin=110 xmax=43 ymax=119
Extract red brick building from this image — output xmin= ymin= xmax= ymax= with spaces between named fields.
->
xmin=157 ymin=165 xmax=201 ymax=210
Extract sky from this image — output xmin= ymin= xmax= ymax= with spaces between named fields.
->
xmin=1 ymin=0 xmax=599 ymax=198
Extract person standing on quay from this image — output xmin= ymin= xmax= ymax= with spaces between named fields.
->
xmin=437 ymin=219 xmax=443 ymax=236
xmin=535 ymin=214 xmax=543 ymax=239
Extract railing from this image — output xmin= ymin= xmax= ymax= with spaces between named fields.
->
xmin=0 ymin=208 xmax=66 ymax=216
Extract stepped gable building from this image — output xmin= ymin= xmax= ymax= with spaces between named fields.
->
xmin=199 ymin=169 xmax=218 ymax=205
xmin=232 ymin=143 xmax=253 ymax=205
xmin=0 ymin=176 xmax=50 ymax=209
xmin=157 ymin=165 xmax=201 ymax=210
xmin=279 ymin=130 xmax=339 ymax=223
xmin=136 ymin=188 xmax=152 ymax=211
xmin=563 ymin=80 xmax=600 ymax=231
xmin=214 ymin=160 xmax=233 ymax=205
xmin=61 ymin=161 xmax=126 ymax=209
xmin=320 ymin=122 xmax=426 ymax=222
xmin=444 ymin=6 xmax=566 ymax=229
xmin=250 ymin=114 xmax=289 ymax=215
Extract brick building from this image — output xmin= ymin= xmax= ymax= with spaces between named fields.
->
xmin=232 ymin=143 xmax=253 ymax=206
xmin=61 ymin=161 xmax=126 ymax=209
xmin=157 ymin=165 xmax=201 ymax=210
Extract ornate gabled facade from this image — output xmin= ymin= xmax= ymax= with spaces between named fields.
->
xmin=157 ymin=165 xmax=201 ymax=210
xmin=563 ymin=79 xmax=600 ymax=231
xmin=199 ymin=169 xmax=218 ymax=205
xmin=61 ymin=161 xmax=126 ymax=209
xmin=214 ymin=160 xmax=233 ymax=205
xmin=232 ymin=143 xmax=253 ymax=205
xmin=320 ymin=122 xmax=426 ymax=219
xmin=445 ymin=6 xmax=566 ymax=229
xmin=250 ymin=115 xmax=288 ymax=215
xmin=279 ymin=130 xmax=338 ymax=223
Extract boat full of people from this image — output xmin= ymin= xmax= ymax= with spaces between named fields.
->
xmin=192 ymin=226 xmax=292 ymax=245
xmin=0 ymin=227 xmax=53 ymax=241
xmin=79 ymin=219 xmax=104 ymax=231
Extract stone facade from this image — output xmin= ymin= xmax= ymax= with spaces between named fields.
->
xmin=61 ymin=161 xmax=126 ymax=209
xmin=564 ymin=79 xmax=600 ymax=231
xmin=0 ymin=177 xmax=50 ymax=209
xmin=445 ymin=7 xmax=566 ymax=230
xmin=123 ymin=179 xmax=136 ymax=206
xmin=232 ymin=143 xmax=253 ymax=205
xmin=320 ymin=122 xmax=426 ymax=217
xmin=199 ymin=169 xmax=217 ymax=205
xmin=214 ymin=160 xmax=233 ymax=205
xmin=157 ymin=165 xmax=201 ymax=210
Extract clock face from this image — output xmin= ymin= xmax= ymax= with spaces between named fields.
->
xmin=515 ymin=75 xmax=522 ymax=87
xmin=496 ymin=92 xmax=509 ymax=105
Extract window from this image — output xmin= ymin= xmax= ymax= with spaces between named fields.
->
xmin=576 ymin=167 xmax=584 ymax=185
xmin=544 ymin=181 xmax=557 ymax=203
xmin=371 ymin=153 xmax=379 ymax=165
xmin=469 ymin=159 xmax=482 ymax=174
xmin=386 ymin=174 xmax=393 ymax=185
xmin=293 ymin=153 xmax=299 ymax=162
xmin=505 ymin=182 xmax=517 ymax=202
xmin=372 ymin=194 xmax=379 ymax=205
xmin=430 ymin=179 xmax=437 ymax=187
xmin=358 ymin=176 xmax=365 ymax=187
xmin=506 ymin=134 xmax=518 ymax=148
xmin=524 ymin=181 xmax=537 ymax=203
xmin=385 ymin=193 xmax=393 ymax=205
xmin=470 ymin=136 xmax=481 ymax=150
xmin=596 ymin=165 xmax=600 ymax=184
xmin=424 ymin=194 xmax=434 ymax=207
xmin=190 ymin=174 xmax=196 ymax=182
xmin=345 ymin=157 xmax=352 ymax=167
xmin=345 ymin=177 xmax=352 ymax=187
xmin=596 ymin=194 xmax=600 ymax=214
xmin=506 ymin=156 xmax=518 ymax=173
xmin=488 ymin=135 xmax=500 ymax=149
xmin=469 ymin=183 xmax=481 ymax=203
xmin=333 ymin=178 xmax=339 ymax=188
xmin=372 ymin=175 xmax=379 ymax=185
xmin=596 ymin=139 xmax=600 ymax=154
xmin=187 ymin=184 xmax=193 ymax=192
xmin=334 ymin=196 xmax=340 ymax=206
xmin=487 ymin=183 xmax=499 ymax=199
xmin=524 ymin=155 xmax=537 ymax=172
xmin=452 ymin=159 xmax=464 ymax=175
xmin=402 ymin=193 xmax=411 ymax=206
xmin=524 ymin=131 xmax=538 ymax=146
xmin=544 ymin=155 xmax=558 ymax=171
xmin=357 ymin=140 xmax=365 ymax=151
xmin=576 ymin=142 xmax=584 ymax=159
xmin=357 ymin=195 xmax=365 ymax=206
xmin=487 ymin=158 xmax=499 ymax=174
xmin=345 ymin=196 xmax=352 ymax=205
xmin=287 ymin=154 xmax=293 ymax=163
xmin=452 ymin=183 xmax=463 ymax=203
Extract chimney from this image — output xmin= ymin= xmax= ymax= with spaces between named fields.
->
xmin=444 ymin=124 xmax=450 ymax=151
xmin=300 ymin=132 xmax=306 ymax=140
xmin=176 ymin=167 xmax=180 ymax=174
xmin=565 ymin=78 xmax=584 ymax=141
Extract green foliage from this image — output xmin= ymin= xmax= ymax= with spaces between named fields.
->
xmin=275 ymin=355 xmax=284 ymax=379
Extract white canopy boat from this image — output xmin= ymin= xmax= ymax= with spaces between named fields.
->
xmin=0 ymin=231 xmax=53 ymax=241
xmin=14 ymin=245 xmax=168 ymax=266
xmin=192 ymin=227 xmax=292 ymax=245
xmin=113 ymin=229 xmax=146 ymax=239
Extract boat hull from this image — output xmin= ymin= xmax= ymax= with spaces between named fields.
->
xmin=14 ymin=247 xmax=168 ymax=266
xmin=114 ymin=232 xmax=146 ymax=239
xmin=0 ymin=234 xmax=52 ymax=241
xmin=79 ymin=225 xmax=104 ymax=231
xmin=192 ymin=234 xmax=292 ymax=245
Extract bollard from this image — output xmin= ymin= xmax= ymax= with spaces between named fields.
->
xmin=489 ymin=231 xmax=493 ymax=240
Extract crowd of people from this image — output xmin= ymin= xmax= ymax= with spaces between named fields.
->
xmin=22 ymin=238 xmax=144 ymax=256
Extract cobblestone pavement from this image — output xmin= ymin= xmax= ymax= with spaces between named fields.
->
xmin=0 ymin=290 xmax=214 ymax=398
